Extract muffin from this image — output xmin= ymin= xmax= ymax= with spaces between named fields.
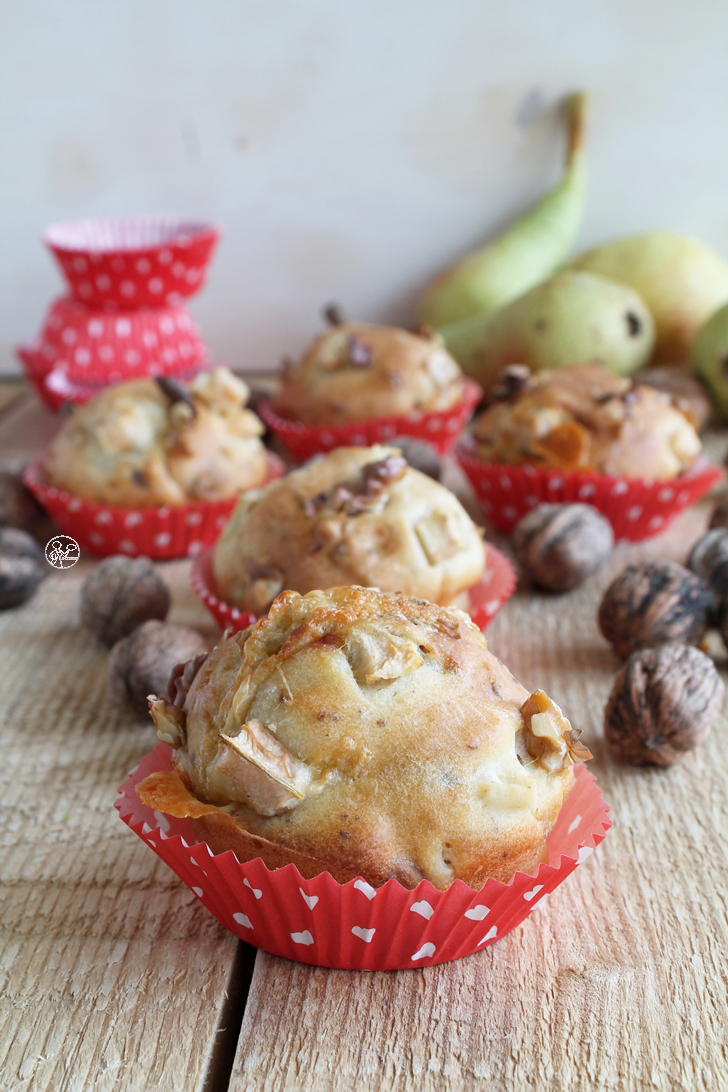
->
xmin=138 ymin=586 xmax=589 ymax=890
xmin=212 ymin=445 xmax=486 ymax=613
xmin=43 ymin=367 xmax=268 ymax=506
xmin=274 ymin=322 xmax=465 ymax=426
xmin=471 ymin=362 xmax=701 ymax=481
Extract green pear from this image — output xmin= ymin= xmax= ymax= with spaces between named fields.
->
xmin=570 ymin=232 xmax=728 ymax=365
xmin=691 ymin=301 xmax=728 ymax=417
xmin=440 ymin=270 xmax=655 ymax=388
xmin=419 ymin=92 xmax=587 ymax=329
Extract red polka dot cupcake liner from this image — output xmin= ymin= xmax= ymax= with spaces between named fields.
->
xmin=117 ymin=743 xmax=610 ymax=970
xmin=16 ymin=344 xmax=58 ymax=412
xmin=43 ymin=216 xmax=219 ymax=310
xmin=257 ymin=379 xmax=482 ymax=461
xmin=191 ymin=542 xmax=516 ymax=634
xmin=22 ymin=452 xmax=285 ymax=560
xmin=34 ymin=296 xmax=208 ymax=383
xmin=456 ymin=443 xmax=724 ymax=542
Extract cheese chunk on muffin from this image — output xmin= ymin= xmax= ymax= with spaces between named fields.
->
xmin=472 ymin=362 xmax=701 ymax=480
xmin=275 ymin=322 xmax=465 ymax=426
xmin=44 ymin=367 xmax=268 ymax=507
xmin=212 ymin=445 xmax=486 ymax=612
xmin=139 ymin=586 xmax=588 ymax=889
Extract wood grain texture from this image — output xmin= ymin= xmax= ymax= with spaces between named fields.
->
xmin=231 ymin=492 xmax=728 ymax=1092
xmin=2 ymin=390 xmax=728 ymax=1091
xmin=0 ymin=547 xmax=237 ymax=1092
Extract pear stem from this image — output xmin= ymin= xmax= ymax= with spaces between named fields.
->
xmin=564 ymin=91 xmax=588 ymax=168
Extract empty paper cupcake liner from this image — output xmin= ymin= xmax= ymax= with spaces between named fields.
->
xmin=190 ymin=543 xmax=517 ymax=634
xmin=23 ymin=452 xmax=285 ymax=560
xmin=456 ymin=443 xmax=724 ymax=542
xmin=36 ymin=296 xmax=207 ymax=382
xmin=257 ymin=379 xmax=482 ymax=462
xmin=117 ymin=744 xmax=610 ymax=970
xmin=44 ymin=216 xmax=219 ymax=310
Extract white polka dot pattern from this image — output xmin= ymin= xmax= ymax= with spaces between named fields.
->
xmin=116 ymin=743 xmax=610 ymax=970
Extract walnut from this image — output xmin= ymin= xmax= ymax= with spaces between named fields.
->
xmin=0 ymin=471 xmax=46 ymax=537
xmin=709 ymin=500 xmax=728 ymax=531
xmin=148 ymin=651 xmax=208 ymax=746
xmin=513 ymin=504 xmax=614 ymax=592
xmin=634 ymin=367 xmax=712 ymax=431
xmin=388 ymin=437 xmax=443 ymax=481
xmin=598 ymin=561 xmax=711 ymax=659
xmin=604 ymin=644 xmax=724 ymax=765
xmin=0 ymin=528 xmax=47 ymax=609
xmin=81 ymin=556 xmax=170 ymax=646
xmin=108 ymin=620 xmax=207 ymax=715
xmin=520 ymin=689 xmax=592 ymax=771
xmin=687 ymin=529 xmax=728 ymax=624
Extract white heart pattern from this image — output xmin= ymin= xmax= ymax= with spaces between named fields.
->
xmin=464 ymin=905 xmax=490 ymax=921
xmin=351 ymin=926 xmax=376 ymax=943
xmin=577 ymin=845 xmax=594 ymax=864
xmin=524 ymin=884 xmax=544 ymax=902
xmin=233 ymin=912 xmax=253 ymax=930
xmin=244 ymin=877 xmax=262 ymax=899
xmin=478 ymin=926 xmax=497 ymax=945
xmin=567 ymin=815 xmax=582 ymax=835
xmin=300 ymin=888 xmax=319 ymax=910
xmin=291 ymin=930 xmax=314 ymax=946
xmin=353 ymin=878 xmax=377 ymax=900
xmin=410 ymin=900 xmax=434 ymax=920
xmin=192 ymin=887 xmax=204 ymax=898
xmin=411 ymin=942 xmax=436 ymax=961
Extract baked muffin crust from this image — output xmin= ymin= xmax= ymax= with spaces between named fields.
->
xmin=140 ymin=586 xmax=587 ymax=889
xmin=471 ymin=363 xmax=701 ymax=480
xmin=212 ymin=445 xmax=486 ymax=612
xmin=44 ymin=367 xmax=267 ymax=507
xmin=275 ymin=322 xmax=464 ymax=426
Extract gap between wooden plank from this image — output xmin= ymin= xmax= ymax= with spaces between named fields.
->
xmin=200 ymin=941 xmax=259 ymax=1092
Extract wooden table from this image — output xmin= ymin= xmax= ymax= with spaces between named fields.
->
xmin=1 ymin=383 xmax=727 ymax=1092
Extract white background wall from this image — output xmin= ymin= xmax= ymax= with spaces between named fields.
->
xmin=3 ymin=0 xmax=728 ymax=375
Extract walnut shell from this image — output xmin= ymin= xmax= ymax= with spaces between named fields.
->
xmin=108 ymin=620 xmax=207 ymax=715
xmin=604 ymin=644 xmax=724 ymax=765
xmin=0 ymin=471 xmax=46 ymax=537
xmin=0 ymin=528 xmax=47 ymax=609
xmin=598 ymin=561 xmax=711 ymax=659
xmin=513 ymin=503 xmax=614 ymax=592
xmin=388 ymin=437 xmax=443 ymax=481
xmin=81 ymin=556 xmax=170 ymax=646
xmin=687 ymin=528 xmax=728 ymax=624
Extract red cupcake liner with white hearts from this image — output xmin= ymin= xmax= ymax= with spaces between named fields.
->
xmin=190 ymin=543 xmax=517 ymax=635
xmin=35 ymin=297 xmax=207 ymax=382
xmin=117 ymin=743 xmax=610 ymax=970
xmin=44 ymin=216 xmax=219 ymax=310
xmin=16 ymin=344 xmax=57 ymax=412
xmin=456 ymin=442 xmax=724 ymax=542
xmin=257 ymin=379 xmax=482 ymax=461
xmin=22 ymin=452 xmax=285 ymax=560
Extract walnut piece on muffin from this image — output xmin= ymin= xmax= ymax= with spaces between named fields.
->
xmin=471 ymin=362 xmax=701 ymax=480
xmin=212 ymin=445 xmax=486 ymax=613
xmin=274 ymin=322 xmax=465 ymax=426
xmin=43 ymin=367 xmax=268 ymax=507
xmin=138 ymin=586 xmax=588 ymax=890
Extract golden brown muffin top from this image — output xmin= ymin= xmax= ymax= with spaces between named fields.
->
xmin=212 ymin=445 xmax=486 ymax=612
xmin=147 ymin=586 xmax=585 ymax=889
xmin=275 ymin=322 xmax=464 ymax=426
xmin=471 ymin=363 xmax=701 ymax=479
xmin=44 ymin=367 xmax=268 ymax=507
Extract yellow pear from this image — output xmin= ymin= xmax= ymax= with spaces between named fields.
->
xmin=419 ymin=92 xmax=587 ymax=329
xmin=571 ymin=232 xmax=728 ymax=365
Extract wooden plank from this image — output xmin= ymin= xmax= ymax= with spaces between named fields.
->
xmin=0 ymin=559 xmax=239 ymax=1092
xmin=230 ymin=498 xmax=728 ymax=1092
